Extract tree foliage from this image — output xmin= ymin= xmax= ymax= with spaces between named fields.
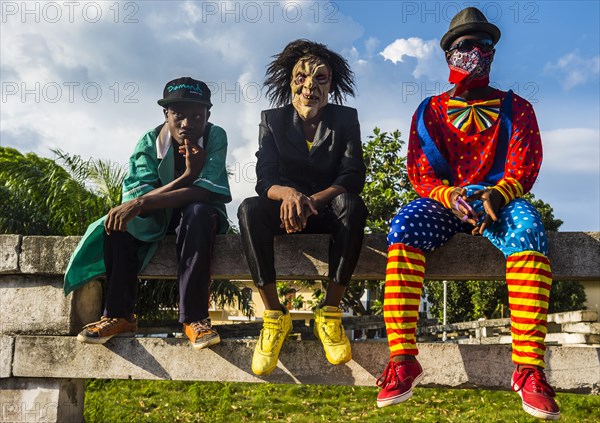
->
xmin=548 ymin=281 xmax=587 ymax=314
xmin=522 ymin=192 xmax=564 ymax=232
xmin=340 ymin=128 xmax=417 ymax=314
xmin=424 ymin=280 xmax=508 ymax=323
xmin=424 ymin=279 xmax=587 ymax=324
xmin=0 ymin=147 xmax=124 ymax=235
xmin=362 ymin=128 xmax=417 ymax=233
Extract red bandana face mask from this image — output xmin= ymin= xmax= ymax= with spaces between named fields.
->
xmin=448 ymin=47 xmax=494 ymax=93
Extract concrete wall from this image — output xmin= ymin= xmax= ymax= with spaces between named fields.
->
xmin=0 ymin=276 xmax=101 ymax=335
xmin=1 ymin=233 xmax=599 ymax=423
xmin=3 ymin=232 xmax=598 ymax=326
xmin=7 ymin=337 xmax=599 ymax=393
xmin=0 ymin=378 xmax=84 ymax=423
xmin=2 ymin=232 xmax=599 ymax=281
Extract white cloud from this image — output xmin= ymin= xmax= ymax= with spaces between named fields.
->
xmin=0 ymin=0 xmax=364 ymax=222
xmin=541 ymin=128 xmax=600 ymax=173
xmin=534 ymin=127 xmax=600 ymax=230
xmin=364 ymin=36 xmax=380 ymax=56
xmin=544 ymin=51 xmax=600 ymax=91
xmin=379 ymin=37 xmax=446 ymax=80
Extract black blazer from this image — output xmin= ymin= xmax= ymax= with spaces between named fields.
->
xmin=255 ymin=104 xmax=366 ymax=197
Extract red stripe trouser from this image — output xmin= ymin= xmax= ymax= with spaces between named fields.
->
xmin=383 ymin=243 xmax=551 ymax=368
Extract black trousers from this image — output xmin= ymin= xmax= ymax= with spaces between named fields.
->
xmin=237 ymin=193 xmax=368 ymax=287
xmin=103 ymin=202 xmax=219 ymax=323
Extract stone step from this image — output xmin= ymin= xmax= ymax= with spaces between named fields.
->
xmin=460 ymin=333 xmax=600 ymax=345
xmin=548 ymin=310 xmax=598 ymax=324
xmin=7 ymin=336 xmax=599 ymax=393
xmin=547 ymin=333 xmax=600 ymax=345
xmin=562 ymin=322 xmax=600 ymax=334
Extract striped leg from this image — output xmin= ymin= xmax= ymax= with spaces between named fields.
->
xmin=383 ymin=243 xmax=426 ymax=358
xmin=506 ymin=251 xmax=552 ymax=368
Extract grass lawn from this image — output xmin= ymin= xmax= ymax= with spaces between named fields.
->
xmin=85 ymin=380 xmax=600 ymax=422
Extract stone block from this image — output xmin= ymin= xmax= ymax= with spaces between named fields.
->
xmin=0 ymin=235 xmax=20 ymax=274
xmin=144 ymin=232 xmax=600 ymax=281
xmin=0 ymin=276 xmax=101 ymax=335
xmin=458 ymin=336 xmax=511 ymax=345
xmin=546 ymin=332 xmax=600 ymax=344
xmin=546 ymin=346 xmax=600 ymax=393
xmin=19 ymin=236 xmax=81 ymax=275
xmin=140 ymin=235 xmax=177 ymax=278
xmin=461 ymin=332 xmax=600 ymax=346
xmin=547 ymin=232 xmax=600 ymax=281
xmin=69 ymin=280 xmax=103 ymax=333
xmin=562 ymin=322 xmax=600 ymax=334
xmin=0 ymin=378 xmax=84 ymax=423
xmin=0 ymin=336 xmax=13 ymax=378
xmin=549 ymin=310 xmax=598 ymax=324
xmin=6 ymin=233 xmax=600 ymax=281
xmin=11 ymin=336 xmax=600 ymax=392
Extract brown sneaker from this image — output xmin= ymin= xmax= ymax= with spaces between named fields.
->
xmin=183 ymin=319 xmax=221 ymax=350
xmin=77 ymin=316 xmax=137 ymax=344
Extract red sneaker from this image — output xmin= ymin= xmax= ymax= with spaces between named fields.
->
xmin=376 ymin=359 xmax=424 ymax=408
xmin=512 ymin=366 xmax=560 ymax=420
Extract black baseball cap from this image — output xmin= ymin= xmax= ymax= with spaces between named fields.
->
xmin=157 ymin=77 xmax=212 ymax=108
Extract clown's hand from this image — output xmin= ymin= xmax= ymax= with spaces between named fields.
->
xmin=449 ymin=187 xmax=478 ymax=226
xmin=467 ymin=188 xmax=505 ymax=235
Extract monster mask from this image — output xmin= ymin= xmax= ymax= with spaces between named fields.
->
xmin=290 ymin=56 xmax=332 ymax=120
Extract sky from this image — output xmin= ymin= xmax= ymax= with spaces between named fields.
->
xmin=1 ymin=0 xmax=599 ymax=231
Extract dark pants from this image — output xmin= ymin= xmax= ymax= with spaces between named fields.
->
xmin=237 ymin=193 xmax=367 ymax=287
xmin=103 ymin=202 xmax=219 ymax=323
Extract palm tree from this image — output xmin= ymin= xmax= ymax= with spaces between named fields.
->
xmin=0 ymin=147 xmax=125 ymax=235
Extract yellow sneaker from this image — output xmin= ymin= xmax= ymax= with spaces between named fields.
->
xmin=252 ymin=308 xmax=292 ymax=376
xmin=314 ymin=306 xmax=351 ymax=365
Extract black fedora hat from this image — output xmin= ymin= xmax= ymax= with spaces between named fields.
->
xmin=440 ymin=7 xmax=501 ymax=51
xmin=157 ymin=77 xmax=212 ymax=108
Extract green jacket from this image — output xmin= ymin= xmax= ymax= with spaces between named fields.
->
xmin=63 ymin=123 xmax=231 ymax=295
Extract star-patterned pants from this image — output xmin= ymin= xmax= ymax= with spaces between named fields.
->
xmin=383 ymin=191 xmax=552 ymax=367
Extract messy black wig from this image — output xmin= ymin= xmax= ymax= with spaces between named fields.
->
xmin=264 ymin=39 xmax=355 ymax=107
